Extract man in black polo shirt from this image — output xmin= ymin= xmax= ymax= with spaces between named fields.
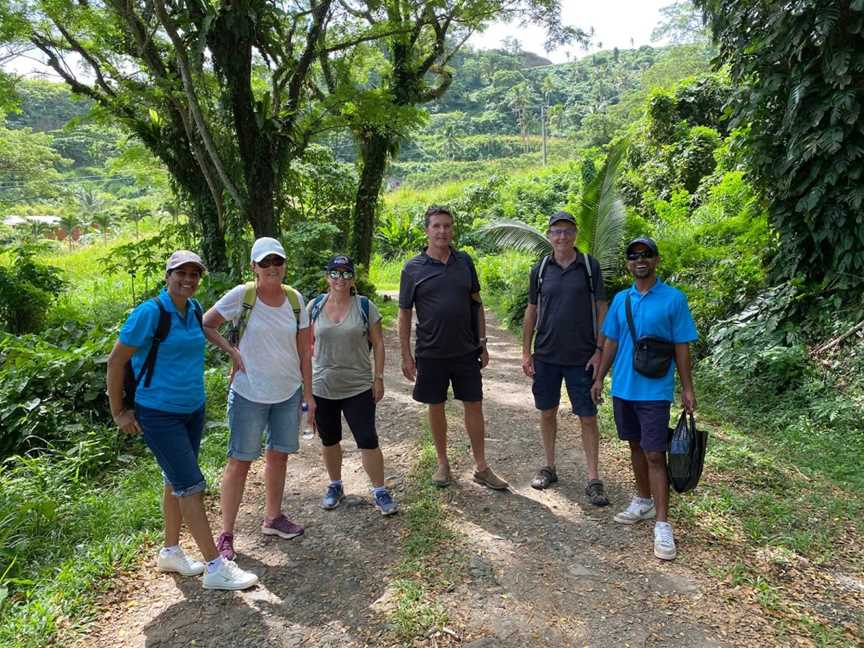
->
xmin=399 ymin=206 xmax=508 ymax=491
xmin=521 ymin=211 xmax=610 ymax=505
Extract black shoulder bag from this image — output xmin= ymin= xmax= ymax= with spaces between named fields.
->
xmin=624 ymin=293 xmax=675 ymax=378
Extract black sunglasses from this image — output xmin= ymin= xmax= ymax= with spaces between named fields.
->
xmin=257 ymin=256 xmax=285 ymax=268
xmin=627 ymin=251 xmax=656 ymax=261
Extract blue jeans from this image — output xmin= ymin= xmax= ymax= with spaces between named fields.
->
xmin=137 ymin=404 xmax=207 ymax=497
xmin=226 ymin=388 xmax=302 ymax=461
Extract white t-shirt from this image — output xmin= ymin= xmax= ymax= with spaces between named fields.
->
xmin=214 ymin=284 xmax=309 ymax=404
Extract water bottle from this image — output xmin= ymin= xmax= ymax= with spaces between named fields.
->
xmin=301 ymin=402 xmax=314 ymax=440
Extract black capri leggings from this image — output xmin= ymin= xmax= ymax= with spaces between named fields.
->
xmin=314 ymin=389 xmax=379 ymax=449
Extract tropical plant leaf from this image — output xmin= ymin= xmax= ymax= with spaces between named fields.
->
xmin=478 ymin=142 xmax=628 ymax=283
xmin=576 ymin=139 xmax=628 ymax=278
xmin=476 ymin=219 xmax=552 ymax=257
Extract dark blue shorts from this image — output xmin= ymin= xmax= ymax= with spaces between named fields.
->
xmin=137 ymin=404 xmax=206 ymax=497
xmin=612 ymin=397 xmax=670 ymax=453
xmin=532 ymin=359 xmax=597 ymax=417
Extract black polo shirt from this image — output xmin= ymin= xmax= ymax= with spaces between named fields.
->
xmin=399 ymin=248 xmax=481 ymax=359
xmin=528 ymin=251 xmax=607 ymax=366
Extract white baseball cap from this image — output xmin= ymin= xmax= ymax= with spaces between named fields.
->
xmin=250 ymin=237 xmax=286 ymax=263
xmin=165 ymin=250 xmax=207 ymax=273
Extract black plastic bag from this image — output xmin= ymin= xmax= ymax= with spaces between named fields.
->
xmin=666 ymin=411 xmax=707 ymax=493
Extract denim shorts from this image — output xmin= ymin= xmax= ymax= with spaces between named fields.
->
xmin=226 ymin=388 xmax=302 ymax=461
xmin=532 ymin=359 xmax=597 ymax=417
xmin=612 ymin=397 xmax=671 ymax=453
xmin=137 ymin=404 xmax=207 ymax=497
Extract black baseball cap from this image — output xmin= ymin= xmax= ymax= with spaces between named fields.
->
xmin=325 ymin=255 xmax=355 ymax=272
xmin=548 ymin=210 xmax=577 ymax=227
xmin=626 ymin=237 xmax=659 ymax=256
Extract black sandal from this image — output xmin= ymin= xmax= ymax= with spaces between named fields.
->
xmin=531 ymin=466 xmax=559 ymax=490
xmin=585 ymin=479 xmax=610 ymax=506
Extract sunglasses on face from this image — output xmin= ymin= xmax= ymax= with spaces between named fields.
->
xmin=328 ymin=269 xmax=354 ymax=280
xmin=627 ymin=251 xmax=656 ymax=261
xmin=257 ymin=255 xmax=285 ymax=268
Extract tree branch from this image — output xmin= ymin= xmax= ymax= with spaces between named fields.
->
xmin=150 ymin=0 xmax=244 ymax=209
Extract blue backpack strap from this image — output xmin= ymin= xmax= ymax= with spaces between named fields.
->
xmin=358 ymin=295 xmax=370 ymax=333
xmin=309 ymin=294 xmax=328 ymax=323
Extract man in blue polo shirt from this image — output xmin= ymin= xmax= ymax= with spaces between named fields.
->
xmin=590 ymin=237 xmax=697 ymax=561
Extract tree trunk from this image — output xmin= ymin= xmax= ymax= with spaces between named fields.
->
xmin=210 ymin=6 xmax=277 ymax=239
xmin=351 ymin=130 xmax=391 ymax=268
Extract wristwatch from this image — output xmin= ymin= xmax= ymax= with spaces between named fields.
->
xmin=374 ymin=374 xmax=384 ymax=380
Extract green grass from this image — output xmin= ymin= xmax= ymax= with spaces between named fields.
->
xmin=386 ymin=425 xmax=459 ymax=642
xmin=0 ymin=370 xmax=232 ymax=648
xmin=370 ymin=253 xmax=408 ymax=293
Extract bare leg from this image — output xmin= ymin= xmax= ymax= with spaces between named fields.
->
xmin=177 ymin=492 xmax=218 ymax=562
xmin=322 ymin=443 xmax=343 ymax=482
xmin=361 ymin=448 xmax=385 ymax=488
xmin=579 ymin=416 xmax=600 ymax=481
xmin=163 ymin=484 xmax=182 ymax=547
xmin=539 ymin=407 xmax=558 ymax=468
xmin=220 ymin=458 xmax=251 ymax=534
xmin=264 ymin=449 xmax=288 ymax=519
xmin=463 ymin=400 xmax=488 ymax=472
xmin=645 ymin=450 xmax=669 ymax=522
xmin=629 ymin=440 xmax=651 ymax=499
xmin=428 ymin=403 xmax=449 ymax=468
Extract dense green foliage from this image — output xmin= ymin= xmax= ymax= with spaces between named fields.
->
xmin=696 ymin=0 xmax=864 ymax=290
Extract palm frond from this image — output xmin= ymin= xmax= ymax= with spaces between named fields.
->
xmin=476 ymin=219 xmax=552 ymax=258
xmin=576 ymin=140 xmax=628 ymax=277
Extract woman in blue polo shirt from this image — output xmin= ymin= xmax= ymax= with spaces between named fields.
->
xmin=106 ymin=250 xmax=257 ymax=591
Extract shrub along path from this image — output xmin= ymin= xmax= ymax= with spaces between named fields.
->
xmin=77 ymin=310 xmax=857 ymax=647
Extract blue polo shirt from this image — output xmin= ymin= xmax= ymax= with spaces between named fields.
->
xmin=119 ymin=289 xmax=206 ymax=413
xmin=602 ymin=279 xmax=698 ymax=402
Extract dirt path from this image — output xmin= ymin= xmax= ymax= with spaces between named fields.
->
xmin=80 ymin=310 xmax=772 ymax=648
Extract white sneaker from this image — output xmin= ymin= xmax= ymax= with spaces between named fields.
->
xmin=156 ymin=548 xmax=205 ymax=576
xmin=202 ymin=559 xmax=259 ymax=591
xmin=654 ymin=522 xmax=677 ymax=560
xmin=613 ymin=496 xmax=656 ymax=524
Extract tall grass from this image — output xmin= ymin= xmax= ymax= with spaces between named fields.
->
xmin=0 ymin=370 xmax=232 ymax=648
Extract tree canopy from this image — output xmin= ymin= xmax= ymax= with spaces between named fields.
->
xmin=696 ymin=0 xmax=864 ymax=289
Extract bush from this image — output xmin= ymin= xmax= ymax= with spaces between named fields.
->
xmin=0 ymin=246 xmax=66 ymax=334
xmin=0 ymin=327 xmax=113 ymax=457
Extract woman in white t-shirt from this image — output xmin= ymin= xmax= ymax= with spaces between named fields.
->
xmin=309 ymin=255 xmax=398 ymax=516
xmin=202 ymin=237 xmax=316 ymax=561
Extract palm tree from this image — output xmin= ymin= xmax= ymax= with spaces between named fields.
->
xmin=477 ymin=141 xmax=628 ymax=280
xmin=58 ymin=212 xmax=82 ymax=250
xmin=91 ymin=211 xmax=115 ymax=244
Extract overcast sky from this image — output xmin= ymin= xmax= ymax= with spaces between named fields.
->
xmin=469 ymin=0 xmax=673 ymax=62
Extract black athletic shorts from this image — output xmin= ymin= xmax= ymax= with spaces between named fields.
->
xmin=314 ymin=389 xmax=378 ymax=449
xmin=413 ymin=351 xmax=483 ymax=404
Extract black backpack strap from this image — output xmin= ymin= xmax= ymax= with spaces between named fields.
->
xmin=140 ymin=298 xmax=172 ymax=389
xmin=534 ymin=254 xmax=551 ymax=331
xmin=582 ymin=253 xmax=597 ymax=342
xmin=624 ymin=293 xmax=638 ymax=346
